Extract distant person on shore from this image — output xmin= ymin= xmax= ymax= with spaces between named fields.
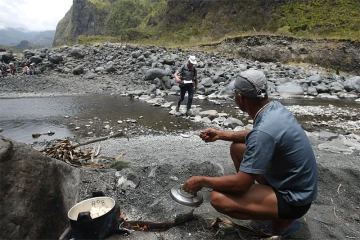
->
xmin=21 ymin=65 xmax=29 ymax=76
xmin=174 ymin=55 xmax=198 ymax=116
xmin=29 ymin=63 xmax=36 ymax=75
xmin=182 ymin=70 xmax=318 ymax=239
xmin=24 ymin=58 xmax=30 ymax=67
xmin=0 ymin=64 xmax=7 ymax=77
xmin=9 ymin=63 xmax=16 ymax=75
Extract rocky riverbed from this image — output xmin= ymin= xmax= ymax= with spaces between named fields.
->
xmin=0 ymin=42 xmax=360 ymax=240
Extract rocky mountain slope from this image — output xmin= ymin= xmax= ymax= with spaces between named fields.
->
xmin=54 ymin=0 xmax=360 ymax=47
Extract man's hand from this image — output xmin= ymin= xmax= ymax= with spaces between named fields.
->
xmin=182 ymin=176 xmax=203 ymax=196
xmin=199 ymin=128 xmax=220 ymax=142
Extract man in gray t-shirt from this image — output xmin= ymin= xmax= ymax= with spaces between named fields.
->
xmin=182 ymin=70 xmax=318 ymax=239
xmin=174 ymin=56 xmax=198 ymax=116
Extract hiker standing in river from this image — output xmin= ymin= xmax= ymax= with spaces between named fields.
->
xmin=182 ymin=69 xmax=318 ymax=239
xmin=174 ymin=55 xmax=198 ymax=116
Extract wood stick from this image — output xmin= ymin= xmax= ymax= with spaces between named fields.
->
xmin=59 ymin=227 xmax=70 ymax=240
xmin=72 ymin=132 xmax=128 ymax=148
xmin=122 ymin=209 xmax=195 ymax=231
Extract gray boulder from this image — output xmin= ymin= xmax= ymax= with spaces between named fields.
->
xmin=200 ymin=77 xmax=214 ymax=88
xmin=48 ymin=54 xmax=63 ymax=64
xmin=72 ymin=65 xmax=84 ymax=75
xmin=308 ymin=74 xmax=323 ymax=85
xmin=131 ymin=50 xmax=142 ymax=58
xmin=30 ymin=55 xmax=42 ymax=64
xmin=70 ymin=48 xmax=86 ymax=59
xmin=223 ymin=117 xmax=244 ymax=129
xmin=0 ymin=52 xmax=15 ymax=63
xmin=315 ymin=84 xmax=330 ymax=93
xmin=276 ymin=82 xmax=304 ymax=97
xmin=144 ymin=68 xmax=171 ymax=81
xmin=0 ymin=135 xmax=80 ymax=240
xmin=344 ymin=76 xmax=360 ymax=93
xmin=329 ymin=82 xmax=344 ymax=93
xmin=161 ymin=76 xmax=172 ymax=89
xmin=307 ymin=86 xmax=318 ymax=96
xmin=83 ymin=71 xmax=98 ymax=79
xmin=199 ymin=110 xmax=219 ymax=120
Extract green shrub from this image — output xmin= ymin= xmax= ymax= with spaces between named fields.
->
xmin=110 ymin=161 xmax=130 ymax=171
xmin=276 ymin=26 xmax=292 ymax=36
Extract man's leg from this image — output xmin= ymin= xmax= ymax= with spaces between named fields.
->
xmin=210 ymin=185 xmax=295 ymax=234
xmin=177 ymin=87 xmax=186 ymax=111
xmin=230 ymin=142 xmax=268 ymax=184
xmin=230 ymin=142 xmax=246 ymax=172
xmin=186 ymin=85 xmax=194 ymax=110
xmin=227 ymin=142 xmax=295 ymax=233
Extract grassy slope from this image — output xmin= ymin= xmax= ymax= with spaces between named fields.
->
xmin=61 ymin=0 xmax=360 ymax=47
xmin=270 ymin=0 xmax=360 ymax=40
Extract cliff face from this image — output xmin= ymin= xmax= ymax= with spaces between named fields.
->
xmin=53 ymin=0 xmax=111 ymax=46
xmin=53 ymin=0 xmax=360 ymax=47
xmin=53 ymin=0 xmax=281 ymax=46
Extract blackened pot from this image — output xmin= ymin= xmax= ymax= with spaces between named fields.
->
xmin=68 ymin=197 xmax=117 ymax=239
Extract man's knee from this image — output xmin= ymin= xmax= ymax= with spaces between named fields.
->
xmin=230 ymin=142 xmax=246 ymax=157
xmin=210 ymin=191 xmax=228 ymax=212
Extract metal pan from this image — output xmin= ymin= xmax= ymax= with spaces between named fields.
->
xmin=170 ymin=185 xmax=203 ymax=207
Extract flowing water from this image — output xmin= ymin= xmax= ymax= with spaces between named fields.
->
xmin=0 ymin=95 xmax=359 ymax=144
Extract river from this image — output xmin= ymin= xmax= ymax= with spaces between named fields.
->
xmin=0 ymin=95 xmax=359 ymax=144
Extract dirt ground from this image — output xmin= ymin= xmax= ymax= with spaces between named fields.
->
xmin=68 ymin=133 xmax=360 ymax=240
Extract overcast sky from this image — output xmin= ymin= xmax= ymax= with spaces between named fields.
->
xmin=0 ymin=0 xmax=73 ymax=31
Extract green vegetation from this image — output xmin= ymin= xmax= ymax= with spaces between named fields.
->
xmin=88 ymin=0 xmax=110 ymax=10
xmin=271 ymin=0 xmax=360 ymax=40
xmin=110 ymin=161 xmax=131 ymax=171
xmin=54 ymin=0 xmax=360 ymax=47
xmin=78 ymin=35 xmax=122 ymax=45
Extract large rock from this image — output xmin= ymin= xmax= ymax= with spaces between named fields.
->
xmin=0 ymin=52 xmax=15 ymax=63
xmin=344 ymin=76 xmax=360 ymax=93
xmin=70 ymin=48 xmax=86 ymax=59
xmin=0 ymin=135 xmax=80 ymax=240
xmin=29 ymin=55 xmax=43 ymax=64
xmin=48 ymin=54 xmax=64 ymax=64
xmin=144 ymin=68 xmax=171 ymax=81
xmin=72 ymin=65 xmax=84 ymax=75
xmin=276 ymin=82 xmax=304 ymax=97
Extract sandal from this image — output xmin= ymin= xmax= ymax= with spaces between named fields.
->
xmin=261 ymin=220 xmax=302 ymax=239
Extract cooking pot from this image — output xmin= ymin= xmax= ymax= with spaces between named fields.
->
xmin=68 ymin=197 xmax=117 ymax=239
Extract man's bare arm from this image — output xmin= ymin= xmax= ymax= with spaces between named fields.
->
xmin=218 ymin=129 xmax=250 ymax=143
xmin=183 ymin=171 xmax=256 ymax=195
xmin=200 ymin=129 xmax=250 ymax=143
xmin=174 ymin=71 xmax=181 ymax=83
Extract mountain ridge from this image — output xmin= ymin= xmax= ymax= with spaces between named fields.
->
xmin=53 ymin=0 xmax=360 ymax=47
xmin=0 ymin=28 xmax=55 ymax=48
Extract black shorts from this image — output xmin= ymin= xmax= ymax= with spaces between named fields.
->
xmin=274 ymin=190 xmax=312 ymax=219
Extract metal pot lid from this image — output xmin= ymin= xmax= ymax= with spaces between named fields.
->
xmin=170 ymin=185 xmax=203 ymax=207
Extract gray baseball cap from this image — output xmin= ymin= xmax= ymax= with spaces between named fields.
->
xmin=234 ymin=70 xmax=268 ymax=99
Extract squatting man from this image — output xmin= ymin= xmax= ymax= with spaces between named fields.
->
xmin=182 ymin=70 xmax=318 ymax=238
